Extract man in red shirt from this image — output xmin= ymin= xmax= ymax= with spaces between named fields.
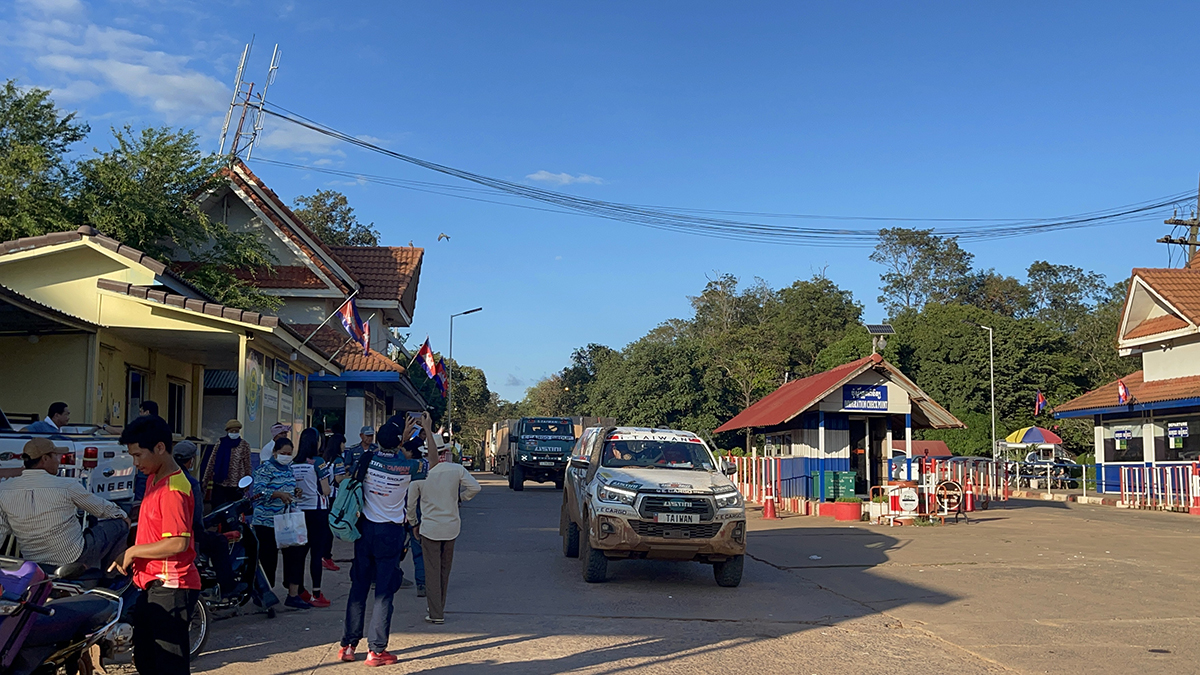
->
xmin=110 ymin=415 xmax=201 ymax=675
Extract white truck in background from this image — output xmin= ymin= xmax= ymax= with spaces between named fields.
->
xmin=0 ymin=408 xmax=136 ymax=502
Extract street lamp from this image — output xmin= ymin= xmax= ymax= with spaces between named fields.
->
xmin=963 ymin=320 xmax=997 ymax=461
xmin=447 ymin=307 xmax=483 ymax=448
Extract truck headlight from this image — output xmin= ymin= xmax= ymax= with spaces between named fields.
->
xmin=597 ymin=485 xmax=635 ymax=505
xmin=715 ymin=491 xmax=742 ymax=509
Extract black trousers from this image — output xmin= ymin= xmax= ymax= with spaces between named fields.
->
xmin=304 ymin=509 xmax=331 ymax=589
xmin=132 ymin=583 xmax=199 ymax=675
xmin=254 ymin=525 xmax=306 ymax=588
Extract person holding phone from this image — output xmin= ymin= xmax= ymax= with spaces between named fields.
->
xmin=250 ymin=438 xmax=311 ymax=609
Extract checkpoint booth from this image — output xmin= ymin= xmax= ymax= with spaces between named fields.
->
xmin=716 ymin=354 xmax=965 ymax=502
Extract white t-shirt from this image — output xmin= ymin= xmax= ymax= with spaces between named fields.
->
xmin=290 ymin=460 xmax=330 ymax=510
xmin=361 ymin=451 xmax=424 ymax=524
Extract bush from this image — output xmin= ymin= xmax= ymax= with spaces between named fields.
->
xmin=870 ymin=495 xmax=888 ymax=503
xmin=835 ymin=496 xmax=863 ymax=503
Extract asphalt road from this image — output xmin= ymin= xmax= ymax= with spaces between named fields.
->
xmin=186 ymin=475 xmax=1200 ymax=674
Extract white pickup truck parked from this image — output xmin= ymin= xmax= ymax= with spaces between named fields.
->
xmin=0 ymin=408 xmax=136 ymax=502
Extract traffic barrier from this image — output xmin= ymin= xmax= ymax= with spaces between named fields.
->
xmin=1116 ymin=463 xmax=1197 ymax=511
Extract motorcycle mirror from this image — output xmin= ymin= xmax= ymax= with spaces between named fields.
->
xmin=54 ymin=562 xmax=89 ymax=580
xmin=238 ymin=476 xmax=253 ymax=489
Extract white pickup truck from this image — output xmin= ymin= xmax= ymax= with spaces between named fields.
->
xmin=0 ymin=408 xmax=136 ymax=502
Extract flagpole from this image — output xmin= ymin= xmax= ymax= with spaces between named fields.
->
xmin=407 ymin=337 xmax=430 ymax=369
xmin=328 ymin=312 xmax=376 ymax=362
xmin=298 ymin=289 xmax=360 ymax=350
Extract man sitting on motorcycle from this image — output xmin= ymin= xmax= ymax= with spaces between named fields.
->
xmin=173 ymin=441 xmax=245 ymax=599
xmin=0 ymin=437 xmax=129 ymax=571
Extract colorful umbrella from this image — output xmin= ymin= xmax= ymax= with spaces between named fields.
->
xmin=1004 ymin=426 xmax=1063 ymax=444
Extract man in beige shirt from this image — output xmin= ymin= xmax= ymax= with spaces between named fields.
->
xmin=406 ymin=451 xmax=480 ymax=624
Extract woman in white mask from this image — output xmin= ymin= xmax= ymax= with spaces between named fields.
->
xmin=204 ymin=418 xmax=253 ymax=508
xmin=251 ymin=438 xmax=312 ymax=609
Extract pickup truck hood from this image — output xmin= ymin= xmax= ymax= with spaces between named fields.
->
xmin=597 ymin=467 xmax=734 ymax=494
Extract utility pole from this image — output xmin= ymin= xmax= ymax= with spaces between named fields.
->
xmin=1158 ymin=173 xmax=1200 ymax=264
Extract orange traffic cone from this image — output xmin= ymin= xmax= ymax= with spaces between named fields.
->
xmin=762 ymin=488 xmax=779 ymax=520
xmin=964 ymin=477 xmax=975 ymax=513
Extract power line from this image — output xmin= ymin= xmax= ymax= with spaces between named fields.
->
xmin=256 ymin=104 xmax=1193 ymax=247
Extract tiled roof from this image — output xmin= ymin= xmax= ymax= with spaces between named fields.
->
xmin=890 ymin=440 xmax=951 ymax=456
xmin=329 ymin=246 xmax=423 ymax=317
xmin=290 ymin=323 xmax=407 ymax=374
xmin=1131 ymin=268 xmax=1200 ymax=324
xmin=224 ymin=161 xmax=354 ymax=294
xmin=0 ymin=226 xmax=167 ymax=274
xmin=1053 ymin=370 xmax=1200 ymax=414
xmin=172 ymin=262 xmax=325 ymax=289
xmin=1124 ymin=313 xmax=1188 ymax=340
xmin=96 ymin=279 xmax=279 ymax=327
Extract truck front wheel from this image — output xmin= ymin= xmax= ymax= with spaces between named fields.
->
xmin=554 ymin=474 xmax=564 ymax=490
xmin=581 ymin=525 xmax=607 ymax=583
xmin=511 ymin=464 xmax=525 ymax=491
xmin=713 ymin=555 xmax=744 ymax=588
xmin=562 ymin=519 xmax=580 ymax=558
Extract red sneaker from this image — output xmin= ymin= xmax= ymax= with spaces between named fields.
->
xmin=299 ymin=590 xmax=312 ymax=603
xmin=309 ymin=593 xmax=331 ymax=608
xmin=338 ymin=645 xmax=356 ymax=662
xmin=365 ymin=650 xmax=398 ymax=667
xmin=322 ymin=557 xmax=341 ymax=572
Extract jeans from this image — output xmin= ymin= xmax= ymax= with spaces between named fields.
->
xmin=342 ymin=519 xmax=405 ymax=653
xmin=132 ymin=583 xmax=199 ymax=675
xmin=77 ymin=518 xmax=129 ymax=571
xmin=408 ymin=524 xmax=424 ymax=586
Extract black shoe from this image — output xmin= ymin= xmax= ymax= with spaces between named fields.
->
xmin=285 ymin=595 xmax=313 ymax=610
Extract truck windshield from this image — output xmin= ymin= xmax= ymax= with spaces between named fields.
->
xmin=522 ymin=421 xmax=573 ymax=437
xmin=601 ymin=440 xmax=715 ymax=471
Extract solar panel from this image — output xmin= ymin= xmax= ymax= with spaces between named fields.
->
xmin=865 ymin=324 xmax=895 ymax=335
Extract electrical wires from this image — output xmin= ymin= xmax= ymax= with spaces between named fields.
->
xmin=256 ymin=104 xmax=1193 ymax=247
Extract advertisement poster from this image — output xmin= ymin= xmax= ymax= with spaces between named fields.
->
xmin=274 ymin=360 xmax=291 ymax=385
xmin=246 ymin=350 xmax=263 ymax=423
xmin=280 ymin=393 xmax=293 ymax=416
xmin=264 ymin=385 xmax=279 ymax=410
xmin=293 ymin=374 xmax=306 ymax=428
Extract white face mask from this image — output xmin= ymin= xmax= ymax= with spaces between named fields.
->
xmin=275 ymin=453 xmax=294 ymax=466
xmin=228 ymin=432 xmax=240 ymax=440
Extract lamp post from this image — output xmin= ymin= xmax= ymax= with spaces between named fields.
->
xmin=447 ymin=307 xmax=483 ymax=449
xmin=964 ymin=321 xmax=997 ymax=460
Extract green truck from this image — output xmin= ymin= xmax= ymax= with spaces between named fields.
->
xmin=496 ymin=417 xmax=577 ymax=491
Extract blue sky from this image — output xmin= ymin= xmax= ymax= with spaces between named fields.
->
xmin=3 ymin=1 xmax=1199 ymax=401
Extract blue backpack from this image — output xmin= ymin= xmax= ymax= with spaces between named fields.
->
xmin=328 ymin=451 xmax=373 ymax=542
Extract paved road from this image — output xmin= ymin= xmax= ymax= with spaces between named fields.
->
xmin=188 ymin=475 xmax=1200 ymax=674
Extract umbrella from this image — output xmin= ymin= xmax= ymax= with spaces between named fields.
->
xmin=1004 ymin=426 xmax=1063 ymax=444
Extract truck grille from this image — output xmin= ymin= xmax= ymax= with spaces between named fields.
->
xmin=638 ymin=495 xmax=714 ymax=520
xmin=631 ymin=520 xmax=723 ymax=539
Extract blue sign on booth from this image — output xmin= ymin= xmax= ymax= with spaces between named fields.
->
xmin=843 ymin=384 xmax=888 ymax=411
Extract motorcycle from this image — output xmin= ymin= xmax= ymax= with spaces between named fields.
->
xmin=197 ymin=475 xmax=280 ymax=620
xmin=0 ymin=557 xmax=123 ymax=675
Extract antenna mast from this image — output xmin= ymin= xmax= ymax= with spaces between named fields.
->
xmin=245 ymin=45 xmax=281 ymax=160
xmin=218 ymin=41 xmax=252 ymax=156
xmin=218 ymin=39 xmax=282 ymax=162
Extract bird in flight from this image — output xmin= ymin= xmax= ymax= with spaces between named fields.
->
xmin=438 ymin=233 xmax=451 ymax=242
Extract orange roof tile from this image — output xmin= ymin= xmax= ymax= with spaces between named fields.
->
xmin=329 ymin=246 xmax=423 ymax=318
xmin=1054 ymin=370 xmax=1200 ymax=414
xmin=1131 ymin=267 xmax=1200 ymax=324
xmin=1124 ymin=313 xmax=1189 ymax=340
xmin=290 ymin=323 xmax=407 ymax=374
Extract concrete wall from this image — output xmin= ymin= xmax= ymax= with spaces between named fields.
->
xmin=1142 ymin=335 xmax=1200 ymax=381
xmin=0 ymin=334 xmax=89 ymax=424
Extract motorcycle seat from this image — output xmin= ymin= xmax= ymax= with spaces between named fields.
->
xmin=37 ymin=564 xmax=110 ymax=589
xmin=22 ymin=595 xmax=118 ymax=647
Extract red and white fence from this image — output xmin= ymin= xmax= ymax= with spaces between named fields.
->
xmin=1118 ymin=463 xmax=1199 ymax=511
xmin=728 ymin=456 xmax=812 ymax=515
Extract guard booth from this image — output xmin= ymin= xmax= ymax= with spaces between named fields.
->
xmin=716 ymin=354 xmax=965 ymax=499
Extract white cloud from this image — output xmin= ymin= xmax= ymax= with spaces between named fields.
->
xmin=526 ymin=170 xmax=605 ymax=186
xmin=10 ymin=3 xmax=229 ymax=121
xmin=257 ymin=121 xmax=345 ymax=156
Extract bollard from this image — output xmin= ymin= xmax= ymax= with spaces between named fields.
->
xmin=964 ymin=477 xmax=975 ymax=512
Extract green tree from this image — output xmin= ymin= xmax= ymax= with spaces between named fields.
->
xmin=870 ymin=227 xmax=973 ymax=316
xmin=0 ymin=80 xmax=88 ymax=241
xmin=1026 ymin=261 xmax=1108 ymax=333
xmin=292 ymin=189 xmax=381 ymax=247
xmin=74 ymin=126 xmax=278 ymax=310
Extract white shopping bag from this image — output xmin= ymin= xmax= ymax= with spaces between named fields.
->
xmin=274 ymin=507 xmax=308 ymax=548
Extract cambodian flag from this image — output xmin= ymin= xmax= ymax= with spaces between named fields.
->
xmin=336 ymin=297 xmax=369 ymax=355
xmin=415 ymin=339 xmax=437 ymax=379
xmin=1034 ymin=391 xmax=1047 ymax=415
xmin=1117 ymin=379 xmax=1131 ymax=405
xmin=433 ymin=358 xmax=449 ymax=397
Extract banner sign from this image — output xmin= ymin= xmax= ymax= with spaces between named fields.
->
xmin=1113 ymin=429 xmax=1134 ymax=440
xmin=1168 ymin=422 xmax=1189 ymax=438
xmin=843 ymin=384 xmax=888 ymax=411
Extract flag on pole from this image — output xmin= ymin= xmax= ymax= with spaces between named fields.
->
xmin=415 ymin=339 xmax=438 ymax=379
xmin=1034 ymin=391 xmax=1047 ymax=416
xmin=433 ymin=358 xmax=449 ymax=397
xmin=336 ymin=297 xmax=369 ymax=356
xmin=1117 ymin=379 xmax=1131 ymax=405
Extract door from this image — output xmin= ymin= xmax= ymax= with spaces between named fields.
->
xmin=127 ymin=367 xmax=148 ymax=423
xmin=850 ymin=418 xmax=868 ymax=494
xmin=869 ymin=417 xmax=888 ymax=491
